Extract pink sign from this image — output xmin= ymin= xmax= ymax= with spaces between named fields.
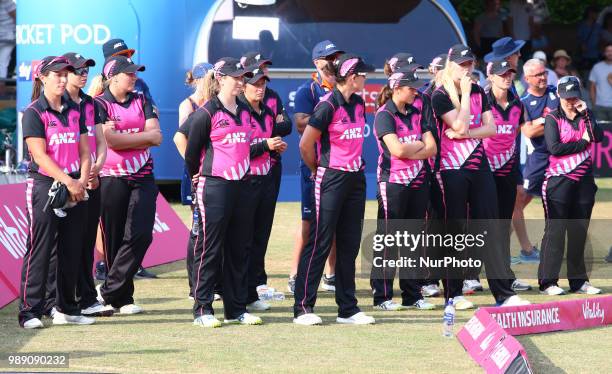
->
xmin=0 ymin=182 xmax=189 ymax=309
xmin=483 ymin=296 xmax=612 ymax=336
xmin=457 ymin=309 xmax=532 ymax=373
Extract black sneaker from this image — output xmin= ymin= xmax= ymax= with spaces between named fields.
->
xmin=321 ymin=274 xmax=335 ymax=292
xmin=134 ymin=266 xmax=157 ymax=279
xmin=605 ymin=247 xmax=612 ymax=263
xmin=95 ymin=261 xmax=107 ymax=281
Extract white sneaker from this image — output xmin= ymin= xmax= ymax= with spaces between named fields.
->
xmin=53 ymin=312 xmax=95 ymax=325
xmin=188 ymin=295 xmax=194 ymax=300
xmin=81 ymin=302 xmax=114 ymax=317
xmin=48 ymin=307 xmax=57 ymax=319
xmin=421 ymin=284 xmax=441 ymax=297
xmin=576 ymin=282 xmax=602 ymax=295
xmin=374 ymin=300 xmax=406 ymax=311
xmin=463 ymin=280 xmax=483 ymax=294
xmin=337 ymin=312 xmax=375 ymax=325
xmin=95 ymin=284 xmax=104 ymax=304
xmin=452 ymin=296 xmax=475 ymax=310
xmin=23 ymin=318 xmax=44 ymax=329
xmin=256 ymin=284 xmax=276 ymax=295
xmin=501 ymin=295 xmax=531 ymax=307
xmin=247 ymin=300 xmax=271 ymax=311
xmin=540 ymin=285 xmax=566 ymax=296
xmin=407 ymin=299 xmax=436 ymax=310
xmin=117 ymin=304 xmax=143 ymax=315
xmin=213 ymin=293 xmax=222 ymax=301
xmin=511 ymin=279 xmax=532 ymax=292
xmin=293 ymin=313 xmax=322 ymax=326
xmin=224 ymin=312 xmax=263 ymax=325
xmin=193 ymin=315 xmax=222 ymax=328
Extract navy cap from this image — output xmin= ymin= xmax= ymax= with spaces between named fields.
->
xmin=448 ymin=44 xmax=475 ymax=64
xmin=312 ymin=40 xmax=344 ymax=60
xmin=246 ymin=66 xmax=270 ymax=85
xmin=388 ymin=66 xmax=428 ymax=89
xmin=387 ymin=53 xmax=423 ymax=73
xmin=333 ymin=53 xmax=375 ymax=78
xmin=34 ymin=56 xmax=74 ymax=78
xmin=240 ymin=52 xmax=272 ymax=69
xmin=484 ymin=37 xmax=525 ymax=63
xmin=103 ymin=55 xmax=144 ymax=79
xmin=62 ymin=52 xmax=95 ymax=69
xmin=213 ymin=57 xmax=254 ymax=78
xmin=486 ymin=60 xmax=516 ymax=76
xmin=103 ymin=38 xmax=135 ymax=60
xmin=557 ymin=76 xmax=582 ymax=99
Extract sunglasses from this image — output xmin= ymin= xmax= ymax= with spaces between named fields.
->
xmin=74 ymin=67 xmax=89 ymax=76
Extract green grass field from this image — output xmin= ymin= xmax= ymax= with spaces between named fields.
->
xmin=1 ymin=180 xmax=611 ymax=373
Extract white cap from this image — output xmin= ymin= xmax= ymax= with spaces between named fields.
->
xmin=533 ymin=50 xmax=547 ymax=63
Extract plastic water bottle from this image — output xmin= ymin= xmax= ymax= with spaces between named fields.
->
xmin=259 ymin=289 xmax=285 ymax=301
xmin=442 ymin=298 xmax=455 ymax=338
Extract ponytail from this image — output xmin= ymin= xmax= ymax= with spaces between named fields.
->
xmin=383 ymin=62 xmax=393 ymax=77
xmin=203 ymin=70 xmax=219 ymax=99
xmin=87 ymin=75 xmax=107 ymax=97
xmin=31 ymin=78 xmax=44 ymax=102
xmin=377 ymin=85 xmax=393 ymax=108
xmin=441 ymin=59 xmax=461 ymax=110
xmin=185 ymin=70 xmax=195 ymax=86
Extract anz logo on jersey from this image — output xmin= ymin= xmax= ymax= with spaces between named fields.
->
xmin=339 ymin=127 xmax=363 ymax=140
xmin=497 ymin=124 xmax=514 ymax=135
xmin=398 ymin=134 xmax=419 ymax=143
xmin=222 ymin=132 xmax=247 ymax=144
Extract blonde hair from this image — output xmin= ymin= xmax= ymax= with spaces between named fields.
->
xmin=201 ymin=71 xmax=218 ymax=101
xmin=440 ymin=58 xmax=461 ymax=109
xmin=87 ymin=75 xmax=109 ymax=97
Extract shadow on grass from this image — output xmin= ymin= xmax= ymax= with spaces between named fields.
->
xmin=519 ymin=336 xmax=568 ymax=374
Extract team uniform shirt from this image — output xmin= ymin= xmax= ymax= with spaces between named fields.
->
xmin=184 ymin=96 xmax=254 ymax=180
xmin=544 ymin=109 xmax=603 ymax=181
xmin=22 ymin=94 xmax=87 ymax=178
xmin=95 ymin=88 xmax=158 ymax=179
xmin=308 ymin=88 xmax=366 ymax=172
xmin=374 ymin=97 xmax=431 ymax=188
xmin=483 ymin=89 xmax=524 ymax=176
xmin=431 ymin=84 xmax=491 ymax=171
xmin=263 ymin=87 xmax=292 ymax=164
xmin=521 ymin=86 xmax=559 ymax=154
xmin=64 ymin=90 xmax=100 ymax=163
xmin=239 ymin=94 xmax=276 ymax=176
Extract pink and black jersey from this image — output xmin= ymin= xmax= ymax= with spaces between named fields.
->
xmin=22 ymin=94 xmax=87 ymax=178
xmin=239 ymin=94 xmax=275 ymax=176
xmin=431 ymin=84 xmax=491 ymax=171
xmin=308 ymin=88 xmax=366 ymax=172
xmin=65 ymin=90 xmax=100 ymax=163
xmin=544 ymin=109 xmax=603 ymax=181
xmin=184 ymin=96 xmax=254 ymax=180
xmin=95 ymin=88 xmax=158 ymax=179
xmin=483 ymin=90 xmax=524 ymax=176
xmin=263 ymin=87 xmax=292 ymax=165
xmin=374 ymin=97 xmax=431 ymax=187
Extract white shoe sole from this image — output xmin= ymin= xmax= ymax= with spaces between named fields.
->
xmin=336 ymin=318 xmax=375 ymax=325
xmin=53 ymin=318 xmax=95 ymax=325
xmin=321 ymin=284 xmax=335 ymax=292
xmin=23 ymin=320 xmax=44 ymax=329
xmin=194 ymin=319 xmax=222 ymax=328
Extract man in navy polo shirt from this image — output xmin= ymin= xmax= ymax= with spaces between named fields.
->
xmin=287 ymin=40 xmax=343 ymax=294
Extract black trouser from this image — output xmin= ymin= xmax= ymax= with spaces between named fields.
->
xmin=424 ymin=173 xmax=443 ymax=287
xmin=539 ymin=176 xmax=596 ymax=291
xmin=294 ymin=168 xmax=365 ymax=318
xmin=494 ymin=173 xmax=518 ymax=282
xmin=99 ymin=177 xmax=158 ymax=308
xmin=18 ymin=177 xmax=87 ymax=325
xmin=43 ymin=186 xmax=101 ymax=314
xmin=192 ymin=176 xmax=254 ymax=319
xmin=186 ymin=202 xmax=197 ymax=298
xmin=245 ymin=172 xmax=279 ymax=304
xmin=370 ymin=180 xmax=429 ymax=306
xmin=437 ymin=169 xmax=515 ymax=304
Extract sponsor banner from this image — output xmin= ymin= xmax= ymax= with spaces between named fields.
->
xmin=0 ymin=182 xmax=188 ymax=309
xmin=482 ymin=296 xmax=612 ymax=336
xmin=458 ymin=308 xmax=532 ymax=373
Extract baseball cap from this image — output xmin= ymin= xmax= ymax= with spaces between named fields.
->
xmin=62 ymin=52 xmax=96 ymax=69
xmin=240 ymin=52 xmax=272 ymax=69
xmin=333 ymin=53 xmax=375 ymax=78
xmin=387 ymin=53 xmax=423 ymax=73
xmin=192 ymin=62 xmax=213 ymax=79
xmin=388 ymin=66 xmax=429 ymax=89
xmin=486 ymin=60 xmax=516 ymax=76
xmin=103 ymin=55 xmax=145 ymax=79
xmin=102 ymin=38 xmax=135 ymax=59
xmin=430 ymin=54 xmax=447 ymax=69
xmin=213 ymin=57 xmax=254 ymax=78
xmin=448 ymin=44 xmax=475 ymax=64
xmin=557 ymin=76 xmax=582 ymax=99
xmin=33 ymin=56 xmax=74 ymax=78
xmin=246 ymin=66 xmax=270 ymax=85
xmin=312 ymin=40 xmax=344 ymax=60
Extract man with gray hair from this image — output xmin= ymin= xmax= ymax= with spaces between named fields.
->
xmin=516 ymin=58 xmax=559 ymax=257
